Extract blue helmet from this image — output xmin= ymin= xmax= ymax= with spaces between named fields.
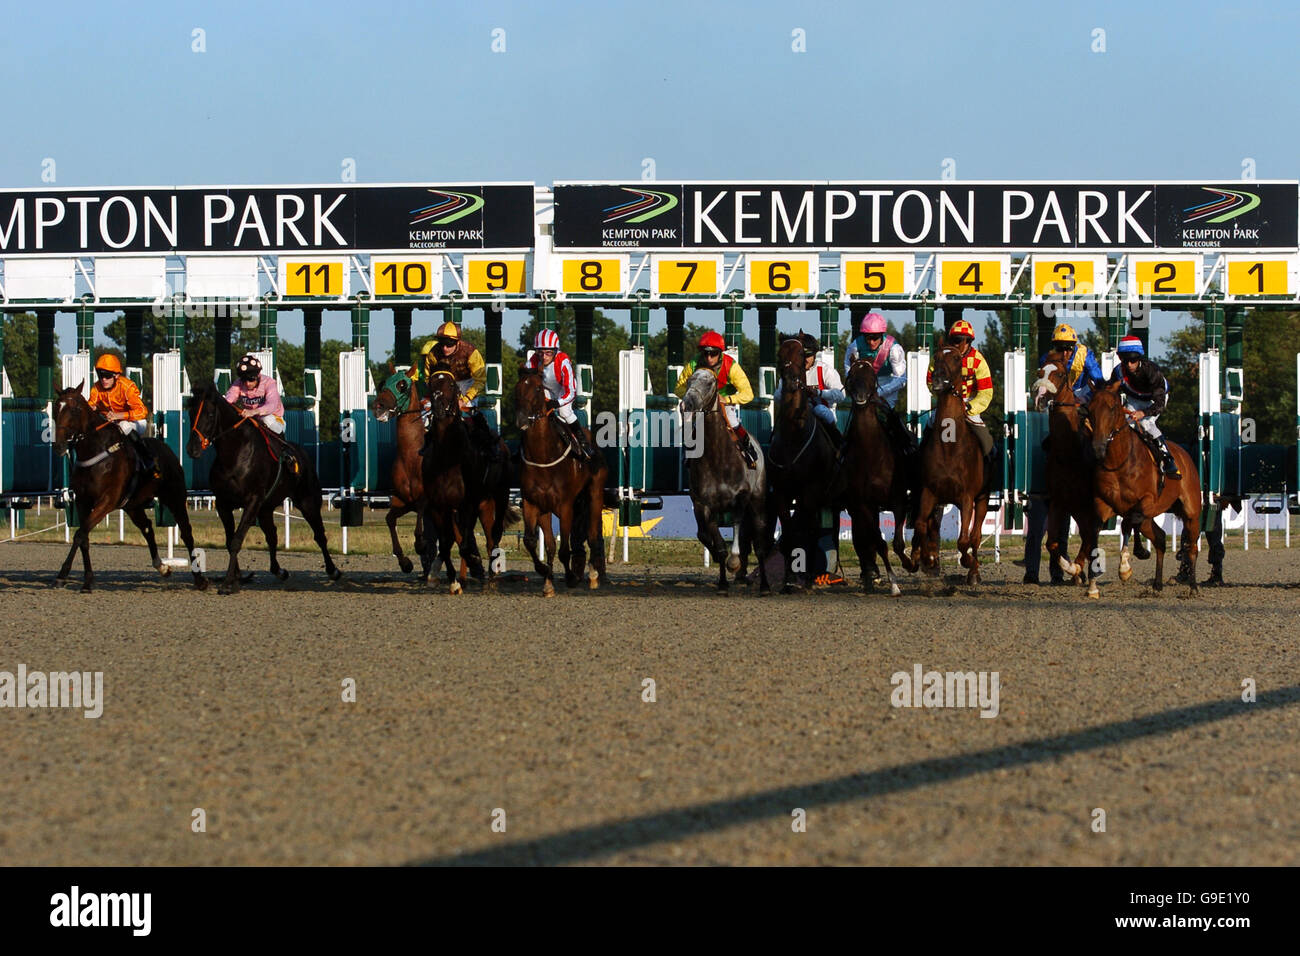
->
xmin=1116 ymin=335 xmax=1145 ymax=356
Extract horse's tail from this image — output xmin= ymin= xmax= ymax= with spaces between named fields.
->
xmin=501 ymin=504 xmax=523 ymax=530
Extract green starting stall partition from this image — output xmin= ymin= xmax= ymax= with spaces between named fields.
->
xmin=1199 ymin=348 xmax=1241 ymax=514
xmin=617 ymin=346 xmax=648 ymax=534
xmin=338 ymin=348 xmax=376 ymax=522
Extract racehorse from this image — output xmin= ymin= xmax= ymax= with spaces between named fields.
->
xmin=1030 ymin=352 xmax=1098 ymax=586
xmin=909 ymin=345 xmax=989 ymax=585
xmin=514 ymin=367 xmax=608 ymax=597
xmin=51 ymin=385 xmax=206 ymax=592
xmin=372 ymin=366 xmax=428 ymax=577
xmin=1072 ymin=380 xmax=1201 ymax=598
xmin=418 ymin=367 xmax=514 ymax=594
xmin=767 ymin=336 xmax=839 ymax=589
xmin=678 ymin=368 xmax=771 ymax=594
xmin=186 ymin=381 xmax=339 ymax=594
xmin=842 ymin=359 xmax=914 ymax=595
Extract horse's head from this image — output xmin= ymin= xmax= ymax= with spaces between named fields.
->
xmin=515 ymin=366 xmax=547 ymax=430
xmin=678 ymin=368 xmax=719 ymax=414
xmin=52 ymin=385 xmax=93 ymax=457
xmin=1031 ymin=349 xmax=1074 ymax=412
xmin=425 ymin=365 xmax=460 ymax=422
xmin=846 ymin=359 xmax=880 ymax=406
xmin=929 ymin=346 xmax=963 ymax=398
xmin=1086 ymin=380 xmax=1126 ymax=460
xmin=374 ymin=367 xmax=417 ymax=422
xmin=777 ymin=335 xmax=813 ymax=421
xmin=185 ymin=381 xmax=224 ymax=459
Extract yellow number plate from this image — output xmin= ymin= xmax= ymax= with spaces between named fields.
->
xmin=655 ymin=258 xmax=719 ymax=295
xmin=841 ymin=257 xmax=912 ymax=296
xmin=939 ymin=259 xmax=1004 ymax=296
xmin=465 ymin=257 xmax=527 ymax=294
xmin=561 ymin=258 xmax=622 ymax=294
xmin=1131 ymin=258 xmax=1197 ymax=296
xmin=1033 ymin=259 xmax=1100 ymax=296
xmin=372 ymin=259 xmax=438 ymax=296
xmin=749 ymin=258 xmax=813 ymax=295
xmin=1226 ymin=258 xmax=1289 ymax=296
xmin=284 ymin=261 xmax=344 ymax=297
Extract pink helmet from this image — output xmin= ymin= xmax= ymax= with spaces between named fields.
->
xmin=533 ymin=329 xmax=560 ymax=350
xmin=859 ymin=312 xmax=887 ymax=335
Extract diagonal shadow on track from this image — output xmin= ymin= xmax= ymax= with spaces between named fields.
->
xmin=409 ymin=684 xmax=1300 ymax=866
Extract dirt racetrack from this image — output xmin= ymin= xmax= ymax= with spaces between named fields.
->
xmin=1 ymin=538 xmax=1297 ymax=866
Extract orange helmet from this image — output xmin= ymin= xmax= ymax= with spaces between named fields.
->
xmin=948 ymin=319 xmax=976 ymax=342
xmin=94 ymin=353 xmax=124 ymax=375
xmin=435 ymin=321 xmax=460 ymax=342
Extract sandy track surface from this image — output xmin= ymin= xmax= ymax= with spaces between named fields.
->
xmin=1 ymin=540 xmax=1297 ymax=865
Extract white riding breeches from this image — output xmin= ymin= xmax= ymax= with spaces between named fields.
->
xmin=116 ymin=420 xmax=146 ymax=436
xmin=722 ymin=404 xmax=740 ymax=428
xmin=1125 ymin=397 xmax=1163 ymax=438
xmin=261 ymin=415 xmax=285 ymax=434
xmin=555 ymin=402 xmax=577 ymax=425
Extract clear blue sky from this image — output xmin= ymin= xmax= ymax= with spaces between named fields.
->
xmin=5 ymin=0 xmax=1296 ymax=357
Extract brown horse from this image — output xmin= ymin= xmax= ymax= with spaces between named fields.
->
xmin=1029 ymin=352 xmax=1097 ymax=585
xmin=372 ymin=366 xmax=427 ymax=577
xmin=514 ymin=368 xmax=608 ymax=597
xmin=843 ymin=360 xmax=915 ymax=595
xmin=1075 ymin=380 xmax=1201 ymax=598
xmin=52 ymin=385 xmax=207 ymax=592
xmin=910 ymin=346 xmax=989 ymax=585
xmin=418 ymin=368 xmax=514 ymax=593
xmin=767 ymin=336 xmax=840 ymax=589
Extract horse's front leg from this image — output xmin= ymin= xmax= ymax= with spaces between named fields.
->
xmin=256 ymin=506 xmax=288 ymax=581
xmin=585 ymin=481 xmax=608 ymax=588
xmin=125 ymin=505 xmax=166 ymax=576
xmin=1141 ymin=515 xmax=1168 ymax=593
xmin=693 ymin=502 xmax=730 ymax=592
xmin=220 ymin=499 xmax=263 ymax=595
xmin=966 ymin=495 xmax=988 ymax=586
xmin=387 ymin=497 xmax=413 ymax=573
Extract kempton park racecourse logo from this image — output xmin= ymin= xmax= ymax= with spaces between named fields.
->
xmin=603 ymin=187 xmax=678 ymax=224
xmin=409 ymin=189 xmax=484 ymax=226
xmin=1182 ymin=186 xmax=1260 ymax=224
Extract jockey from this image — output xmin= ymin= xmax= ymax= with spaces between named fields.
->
xmin=674 ymin=330 xmax=758 ymax=466
xmin=774 ymin=332 xmax=846 ymax=450
xmin=225 ymin=354 xmax=285 ymax=434
xmin=88 ymin=352 xmax=153 ymax=470
xmin=1110 ymin=335 xmax=1181 ymax=478
xmin=528 ymin=328 xmax=596 ymax=464
xmin=421 ymin=321 xmax=499 ymax=457
xmin=928 ymin=319 xmax=997 ymax=476
xmin=1039 ymin=322 xmax=1105 ymax=403
xmin=843 ymin=312 xmax=907 ymax=407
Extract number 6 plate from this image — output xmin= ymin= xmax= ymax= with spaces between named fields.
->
xmin=745 ymin=255 xmax=819 ymax=297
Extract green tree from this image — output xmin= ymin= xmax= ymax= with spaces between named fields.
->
xmin=1241 ymin=308 xmax=1300 ymax=446
xmin=1155 ymin=315 xmax=1204 ymax=446
xmin=0 ymin=312 xmax=56 ymax=396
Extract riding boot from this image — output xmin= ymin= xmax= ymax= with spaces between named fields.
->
xmin=1156 ymin=436 xmax=1182 ymax=478
xmin=819 ymin=418 xmax=846 ymax=457
xmin=125 ymin=429 xmax=156 ymax=474
xmin=733 ymin=424 xmax=758 ymax=467
xmin=472 ymin=411 xmax=501 ymax=463
xmin=567 ymin=420 xmax=598 ymax=465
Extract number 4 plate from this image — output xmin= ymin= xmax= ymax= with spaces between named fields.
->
xmin=936 ymin=256 xmax=1009 ymax=297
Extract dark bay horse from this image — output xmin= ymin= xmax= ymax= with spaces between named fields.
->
xmin=52 ymin=385 xmax=206 ymax=592
xmin=1029 ymin=353 xmax=1097 ymax=586
xmin=1076 ymin=380 xmax=1201 ymax=598
xmin=186 ymin=381 xmax=339 ymax=594
xmin=767 ymin=336 xmax=839 ymax=589
xmin=678 ymin=368 xmax=770 ymax=594
xmin=843 ymin=360 xmax=914 ymax=595
xmin=514 ymin=368 xmax=608 ymax=597
xmin=910 ymin=346 xmax=989 ymax=585
xmin=373 ymin=366 xmax=427 ymax=576
xmin=418 ymin=368 xmax=514 ymax=594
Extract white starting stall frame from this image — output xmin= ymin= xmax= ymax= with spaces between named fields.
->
xmin=151 ymin=349 xmax=193 ymax=567
xmin=338 ymin=348 xmax=375 ymax=554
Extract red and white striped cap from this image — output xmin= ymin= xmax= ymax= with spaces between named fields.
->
xmin=534 ymin=329 xmax=560 ymax=350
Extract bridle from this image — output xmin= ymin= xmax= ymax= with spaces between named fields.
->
xmin=189 ymin=394 xmax=252 ymax=451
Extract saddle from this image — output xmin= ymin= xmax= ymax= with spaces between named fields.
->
xmin=250 ymin=420 xmax=300 ymax=475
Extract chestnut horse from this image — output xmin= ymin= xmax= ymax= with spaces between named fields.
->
xmin=372 ymin=367 xmax=428 ymax=576
xmin=514 ymin=368 xmax=608 ymax=597
xmin=186 ymin=381 xmax=339 ymax=594
xmin=843 ymin=359 xmax=914 ymax=595
xmin=910 ymin=346 xmax=990 ymax=585
xmin=1029 ymin=352 xmax=1097 ymax=586
xmin=52 ymin=385 xmax=206 ymax=592
xmin=767 ymin=336 xmax=840 ymax=589
xmin=418 ymin=368 xmax=514 ymax=593
xmin=1074 ymin=380 xmax=1201 ymax=598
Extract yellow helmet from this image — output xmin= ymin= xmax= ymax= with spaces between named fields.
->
xmin=1052 ymin=323 xmax=1078 ymax=344
xmin=435 ymin=321 xmax=460 ymax=342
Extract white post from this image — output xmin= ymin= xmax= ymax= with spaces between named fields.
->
xmin=622 ymin=526 xmax=629 ymax=563
xmin=118 ymin=509 xmax=124 ymax=541
xmin=284 ymin=497 xmax=291 ymax=548
xmin=1244 ymin=497 xmax=1250 ymax=551
xmin=342 ymin=525 xmax=349 ymax=555
xmin=703 ymin=547 xmax=710 ymax=567
xmin=1264 ymin=502 xmax=1270 ymax=550
xmin=167 ymin=525 xmax=175 ymax=561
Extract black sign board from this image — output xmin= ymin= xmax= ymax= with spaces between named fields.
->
xmin=0 ymin=183 xmax=535 ymax=255
xmin=554 ymin=182 xmax=1298 ymax=251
